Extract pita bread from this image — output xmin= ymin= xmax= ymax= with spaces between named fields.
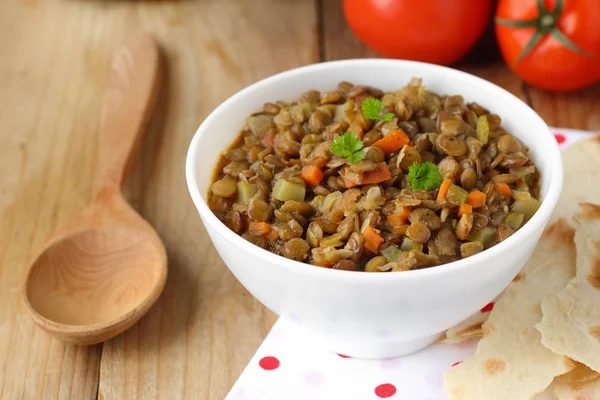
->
xmin=556 ymin=363 xmax=599 ymax=385
xmin=550 ymin=136 xmax=600 ymax=225
xmin=536 ymin=204 xmax=600 ymax=374
xmin=554 ymin=372 xmax=600 ymax=400
xmin=444 ymin=220 xmax=577 ymax=400
xmin=438 ymin=312 xmax=489 ymax=344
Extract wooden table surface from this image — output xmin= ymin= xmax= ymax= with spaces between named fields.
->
xmin=0 ymin=0 xmax=598 ymax=399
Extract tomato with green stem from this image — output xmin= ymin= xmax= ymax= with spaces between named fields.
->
xmin=496 ymin=0 xmax=600 ymax=91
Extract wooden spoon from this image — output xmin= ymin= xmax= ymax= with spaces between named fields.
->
xmin=23 ymin=34 xmax=167 ymax=345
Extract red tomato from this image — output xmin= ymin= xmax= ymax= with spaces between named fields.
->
xmin=343 ymin=0 xmax=493 ymax=65
xmin=496 ymin=0 xmax=600 ymax=91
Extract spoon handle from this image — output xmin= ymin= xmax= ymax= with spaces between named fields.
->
xmin=96 ymin=34 xmax=161 ymax=197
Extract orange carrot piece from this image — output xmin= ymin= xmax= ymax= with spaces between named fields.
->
xmin=363 ymin=226 xmax=384 ymax=253
xmin=437 ymin=179 xmax=452 ymax=201
xmin=302 ymin=165 xmax=324 ymax=186
xmin=312 ymin=157 xmax=328 ymax=168
xmin=387 ymin=206 xmax=412 ymax=227
xmin=343 ymin=177 xmax=358 ymax=188
xmin=343 ymin=162 xmax=391 ymax=188
xmin=372 ymin=129 xmax=410 ymax=155
xmin=314 ymin=262 xmax=334 ymax=268
xmin=248 ymin=222 xmax=272 ymax=236
xmin=458 ymin=203 xmax=473 ymax=218
xmin=465 ymin=190 xmax=487 ymax=208
xmin=361 ymin=162 xmax=392 ymax=185
xmin=495 ymin=182 xmax=512 ymax=197
xmin=342 ymin=176 xmax=361 ymax=189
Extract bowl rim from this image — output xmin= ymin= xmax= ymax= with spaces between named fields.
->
xmin=186 ymin=59 xmax=563 ymax=283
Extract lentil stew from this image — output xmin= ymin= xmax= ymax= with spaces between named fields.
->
xmin=207 ymin=79 xmax=541 ymax=272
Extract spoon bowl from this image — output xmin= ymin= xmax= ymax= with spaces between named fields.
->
xmin=24 ymin=195 xmax=166 ymax=344
xmin=23 ymin=35 xmax=167 ymax=345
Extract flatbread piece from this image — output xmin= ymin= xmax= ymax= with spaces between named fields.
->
xmin=536 ymin=204 xmax=600 ymax=374
xmin=550 ymin=136 xmax=600 ymax=225
xmin=438 ymin=312 xmax=489 ymax=344
xmin=444 ymin=220 xmax=577 ymax=400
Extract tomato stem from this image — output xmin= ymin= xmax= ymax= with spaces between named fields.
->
xmin=551 ymin=28 xmax=593 ymax=58
xmin=539 ymin=14 xmax=554 ymax=30
xmin=495 ymin=0 xmax=593 ymax=66
xmin=513 ymin=31 xmax=544 ymax=65
xmin=536 ymin=0 xmax=547 ymax=13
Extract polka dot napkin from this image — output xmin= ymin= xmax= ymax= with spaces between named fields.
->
xmin=226 ymin=128 xmax=592 ymax=400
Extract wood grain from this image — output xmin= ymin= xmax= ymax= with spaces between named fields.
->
xmin=23 ymin=34 xmax=168 ymax=346
xmin=527 ymin=84 xmax=600 ymax=131
xmin=0 ymin=0 xmax=105 ymax=397
xmin=95 ymin=1 xmax=317 ymax=395
xmin=1 ymin=0 xmax=599 ymax=398
xmin=0 ymin=0 xmax=316 ymax=398
xmin=319 ymin=0 xmax=379 ymax=60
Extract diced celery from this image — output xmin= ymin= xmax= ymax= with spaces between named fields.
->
xmin=512 ymin=190 xmax=532 ymax=201
xmin=446 ymin=184 xmax=469 ymax=206
xmin=272 ymin=178 xmax=306 ymax=201
xmin=511 ymin=197 xmax=541 ymax=221
xmin=400 ymin=237 xmax=423 ymax=252
xmin=247 ymin=114 xmax=273 ymax=136
xmin=476 ymin=115 xmax=489 ymax=145
xmin=237 ymin=181 xmax=257 ymax=204
xmin=504 ymin=212 xmax=525 ymax=230
xmin=381 ymin=245 xmax=402 ymax=263
xmin=467 ymin=226 xmax=497 ymax=246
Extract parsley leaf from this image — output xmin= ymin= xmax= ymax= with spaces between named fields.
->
xmin=407 ymin=161 xmax=443 ymax=190
xmin=362 ymin=97 xmax=395 ymax=122
xmin=330 ymin=132 xmax=365 ymax=164
xmin=347 ymin=150 xmax=366 ymax=164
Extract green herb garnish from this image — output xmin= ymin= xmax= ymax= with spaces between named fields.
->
xmin=407 ymin=161 xmax=443 ymax=190
xmin=361 ymin=97 xmax=394 ymax=122
xmin=330 ymin=132 xmax=366 ymax=164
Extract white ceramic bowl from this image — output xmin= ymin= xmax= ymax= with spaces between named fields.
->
xmin=186 ymin=60 xmax=563 ymax=359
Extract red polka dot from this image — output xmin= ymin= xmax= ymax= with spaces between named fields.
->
xmin=337 ymin=353 xmax=351 ymax=358
xmin=259 ymin=356 xmax=280 ymax=370
xmin=375 ymin=383 xmax=396 ymax=398
xmin=480 ymin=302 xmax=495 ymax=313
xmin=452 ymin=361 xmax=463 ymax=367
xmin=554 ymin=133 xmax=566 ymax=144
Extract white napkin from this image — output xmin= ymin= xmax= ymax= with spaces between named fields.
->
xmin=226 ymin=128 xmax=593 ymax=400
